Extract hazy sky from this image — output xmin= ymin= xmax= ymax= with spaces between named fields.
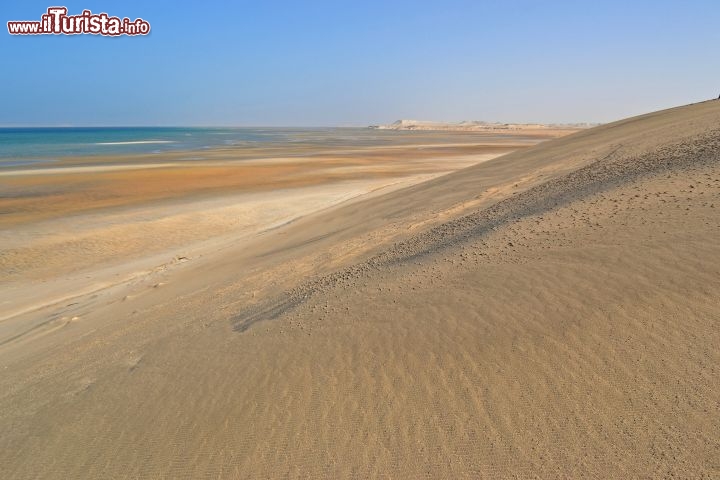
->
xmin=2 ymin=0 xmax=718 ymax=126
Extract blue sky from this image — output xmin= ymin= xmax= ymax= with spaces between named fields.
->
xmin=1 ymin=0 xmax=718 ymax=126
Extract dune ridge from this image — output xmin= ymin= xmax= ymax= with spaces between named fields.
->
xmin=236 ymin=126 xmax=720 ymax=332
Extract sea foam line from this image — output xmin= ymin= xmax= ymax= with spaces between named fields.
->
xmin=95 ymin=140 xmax=176 ymax=145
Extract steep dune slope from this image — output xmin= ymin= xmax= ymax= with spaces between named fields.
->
xmin=231 ymin=104 xmax=720 ymax=477
xmin=233 ymin=100 xmax=720 ymax=477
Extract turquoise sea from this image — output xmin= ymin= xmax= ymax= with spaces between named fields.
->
xmin=0 ymin=127 xmax=347 ymax=165
xmin=0 ymin=127 xmax=536 ymax=167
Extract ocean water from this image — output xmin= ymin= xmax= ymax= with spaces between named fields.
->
xmin=0 ymin=127 xmax=539 ymax=167
xmin=0 ymin=127 xmax=325 ymax=165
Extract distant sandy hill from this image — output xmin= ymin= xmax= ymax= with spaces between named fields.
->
xmin=371 ymin=118 xmax=597 ymax=134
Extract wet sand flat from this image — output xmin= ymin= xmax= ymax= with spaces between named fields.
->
xmin=0 ymin=134 xmax=536 ymax=334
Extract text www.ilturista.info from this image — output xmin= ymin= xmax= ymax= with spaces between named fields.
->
xmin=8 ymin=7 xmax=150 ymax=36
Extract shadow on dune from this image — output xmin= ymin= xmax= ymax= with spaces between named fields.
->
xmin=232 ymin=296 xmax=306 ymax=333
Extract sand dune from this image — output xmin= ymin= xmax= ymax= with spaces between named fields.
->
xmin=1 ymin=102 xmax=719 ymax=478
xmin=372 ymin=119 xmax=593 ymax=135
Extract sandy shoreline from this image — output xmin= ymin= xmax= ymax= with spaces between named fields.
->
xmin=0 ymin=134 xmax=538 ymax=333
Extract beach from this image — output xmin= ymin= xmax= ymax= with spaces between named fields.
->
xmin=0 ymin=132 xmax=534 ymax=325
xmin=1 ymin=103 xmax=719 ymax=478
